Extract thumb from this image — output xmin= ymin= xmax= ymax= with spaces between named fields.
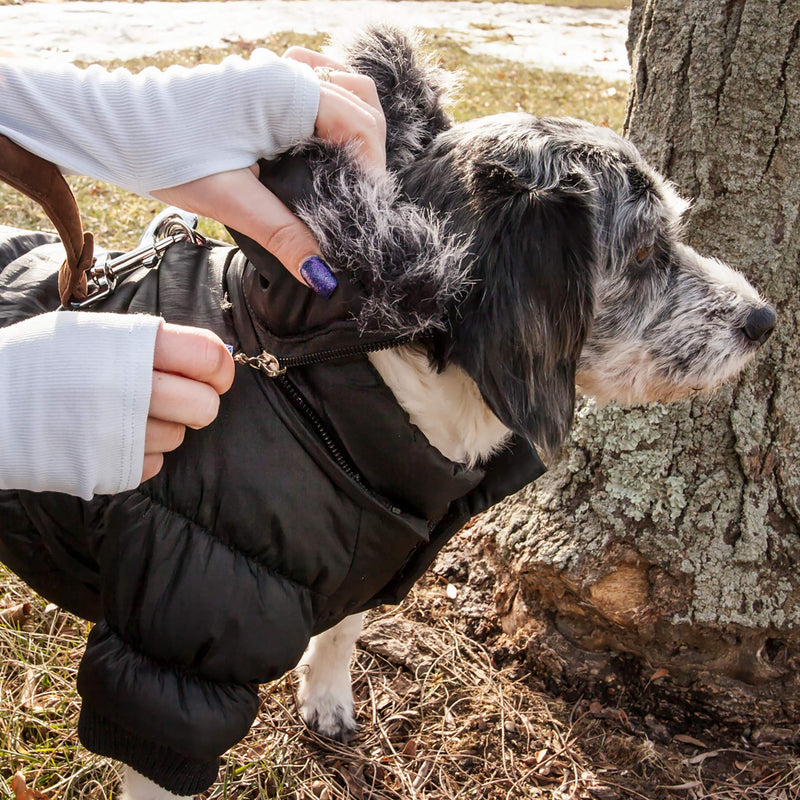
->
xmin=152 ymin=169 xmax=338 ymax=297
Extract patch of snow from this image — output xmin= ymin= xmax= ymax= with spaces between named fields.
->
xmin=0 ymin=1 xmax=630 ymax=81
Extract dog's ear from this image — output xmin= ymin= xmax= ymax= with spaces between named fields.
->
xmin=412 ymin=150 xmax=597 ymax=457
xmin=341 ymin=26 xmax=453 ymax=171
xmin=458 ymin=174 xmax=595 ymax=456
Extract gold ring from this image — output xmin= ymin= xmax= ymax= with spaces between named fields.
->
xmin=314 ymin=66 xmax=334 ymax=83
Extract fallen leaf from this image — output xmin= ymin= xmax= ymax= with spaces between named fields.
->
xmin=0 ymin=602 xmax=32 ymax=626
xmin=412 ymin=760 xmax=434 ymax=791
xmin=650 ymin=668 xmax=669 ymax=681
xmin=402 ymin=739 xmax=418 ymax=758
xmin=688 ymin=750 xmax=719 ymax=765
xmin=11 ymin=772 xmax=54 ymax=800
xmin=673 ymin=734 xmax=707 ymax=748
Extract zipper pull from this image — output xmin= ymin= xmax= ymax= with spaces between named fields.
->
xmin=233 ymin=350 xmax=286 ymax=378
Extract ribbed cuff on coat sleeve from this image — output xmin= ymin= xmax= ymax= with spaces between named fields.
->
xmin=78 ymin=709 xmax=219 ymax=797
xmin=0 ymin=311 xmax=161 ymax=499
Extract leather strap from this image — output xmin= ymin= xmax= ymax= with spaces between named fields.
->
xmin=0 ymin=134 xmax=93 ymax=306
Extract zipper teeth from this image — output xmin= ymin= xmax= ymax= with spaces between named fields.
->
xmin=249 ymin=333 xmax=416 ymax=513
xmin=275 ymin=374 xmax=365 ymax=486
xmin=276 ymin=333 xmax=418 ymax=369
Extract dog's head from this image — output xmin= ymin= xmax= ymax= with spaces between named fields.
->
xmin=396 ymin=111 xmax=775 ymax=455
xmin=295 ymin=27 xmax=775 ymax=458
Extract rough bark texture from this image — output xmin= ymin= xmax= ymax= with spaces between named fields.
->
xmin=476 ymin=0 xmax=800 ymax=726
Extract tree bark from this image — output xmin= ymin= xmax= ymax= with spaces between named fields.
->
xmin=476 ymin=0 xmax=800 ymax=727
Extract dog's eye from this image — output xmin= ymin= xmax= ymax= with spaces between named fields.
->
xmin=635 ymin=245 xmax=654 ymax=264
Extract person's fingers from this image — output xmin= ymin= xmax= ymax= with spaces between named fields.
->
xmin=144 ymin=417 xmax=186 ymax=455
xmin=150 ymin=370 xmax=221 ymax=430
xmin=282 ymin=45 xmax=349 ymax=73
xmin=142 ymin=453 xmax=164 ymax=483
xmin=320 ymin=80 xmax=383 ymax=129
xmin=152 ymin=322 xmax=234 ymax=395
xmin=285 ymin=49 xmax=382 ymax=114
xmin=316 ymin=84 xmax=386 ymax=172
xmin=325 ymin=71 xmax=382 ymax=115
xmin=154 ymin=170 xmax=337 ymax=295
xmin=286 ymin=46 xmax=386 ymax=171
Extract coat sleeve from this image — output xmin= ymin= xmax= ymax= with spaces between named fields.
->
xmin=77 ymin=491 xmax=316 ymax=796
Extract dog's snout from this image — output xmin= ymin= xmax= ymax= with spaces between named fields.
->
xmin=742 ymin=304 xmax=777 ymax=345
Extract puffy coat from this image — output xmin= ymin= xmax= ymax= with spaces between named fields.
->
xmin=0 ymin=162 xmax=545 ymax=795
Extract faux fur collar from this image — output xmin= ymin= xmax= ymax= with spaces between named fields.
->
xmin=283 ymin=26 xmax=472 ymax=338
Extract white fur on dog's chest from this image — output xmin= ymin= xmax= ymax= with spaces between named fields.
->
xmin=368 ymin=346 xmax=512 ymax=468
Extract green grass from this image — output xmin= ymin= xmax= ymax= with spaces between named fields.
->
xmin=0 ymin=28 xmax=628 ymax=800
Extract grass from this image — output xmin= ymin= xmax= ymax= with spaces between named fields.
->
xmin=2 ymin=24 xmax=795 ymax=800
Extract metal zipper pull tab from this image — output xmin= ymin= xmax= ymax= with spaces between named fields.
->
xmin=233 ymin=350 xmax=286 ymax=377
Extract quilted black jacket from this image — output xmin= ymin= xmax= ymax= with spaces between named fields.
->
xmin=0 ymin=176 xmax=544 ymax=794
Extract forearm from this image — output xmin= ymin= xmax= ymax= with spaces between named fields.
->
xmin=0 ymin=311 xmax=161 ymax=499
xmin=0 ymin=51 xmax=319 ymax=196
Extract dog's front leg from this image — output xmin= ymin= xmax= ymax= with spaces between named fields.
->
xmin=296 ymin=612 xmax=363 ymax=741
xmin=121 ymin=766 xmax=193 ymax=800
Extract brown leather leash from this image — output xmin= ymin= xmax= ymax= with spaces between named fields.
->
xmin=0 ymin=134 xmax=93 ymax=307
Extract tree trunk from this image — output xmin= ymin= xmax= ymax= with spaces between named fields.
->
xmin=476 ymin=0 xmax=800 ymax=728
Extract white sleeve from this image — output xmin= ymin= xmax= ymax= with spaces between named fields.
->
xmin=0 ymin=50 xmax=320 ymax=197
xmin=0 ymin=311 xmax=162 ymax=499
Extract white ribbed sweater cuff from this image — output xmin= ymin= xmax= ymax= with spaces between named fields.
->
xmin=0 ymin=311 xmax=161 ymax=499
xmin=0 ymin=50 xmax=320 ymax=196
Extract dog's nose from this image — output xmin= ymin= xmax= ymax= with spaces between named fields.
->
xmin=742 ymin=304 xmax=777 ymax=345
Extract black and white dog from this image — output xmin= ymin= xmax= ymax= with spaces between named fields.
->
xmin=124 ymin=27 xmax=774 ymax=800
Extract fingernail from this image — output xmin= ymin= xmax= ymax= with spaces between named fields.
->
xmin=300 ymin=256 xmax=338 ymax=298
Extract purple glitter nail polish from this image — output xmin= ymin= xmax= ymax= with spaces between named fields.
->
xmin=300 ymin=256 xmax=338 ymax=298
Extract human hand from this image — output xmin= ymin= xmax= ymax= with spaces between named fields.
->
xmin=283 ymin=46 xmax=387 ymax=173
xmin=142 ymin=322 xmax=235 ymax=482
xmin=152 ymin=50 xmax=386 ymax=297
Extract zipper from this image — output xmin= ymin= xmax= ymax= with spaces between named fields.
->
xmin=236 ymin=335 xmax=417 ymax=516
xmin=232 ymin=333 xmax=418 ymax=377
xmin=273 ymin=372 xmax=369 ymax=488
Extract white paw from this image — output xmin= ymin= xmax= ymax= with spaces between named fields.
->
xmin=297 ymin=674 xmax=358 ymax=741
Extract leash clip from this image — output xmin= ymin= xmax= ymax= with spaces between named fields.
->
xmin=72 ymin=214 xmax=207 ymax=309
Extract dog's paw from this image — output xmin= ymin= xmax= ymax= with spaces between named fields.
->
xmin=298 ymin=680 xmax=358 ymax=742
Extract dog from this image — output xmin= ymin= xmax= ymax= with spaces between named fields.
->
xmin=288 ymin=30 xmax=775 ymax=789
xmin=0 ymin=26 xmax=775 ymax=800
xmin=118 ymin=25 xmax=774 ymax=800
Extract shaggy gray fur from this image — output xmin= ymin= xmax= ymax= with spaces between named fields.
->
xmin=296 ymin=144 xmax=471 ymax=336
xmin=289 ymin=26 xmax=468 ymax=337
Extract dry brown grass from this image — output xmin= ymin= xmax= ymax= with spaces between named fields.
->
xmin=3 ymin=551 xmax=799 ymax=800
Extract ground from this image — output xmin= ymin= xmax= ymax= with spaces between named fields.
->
xmin=1 ymin=16 xmax=798 ymax=800
xmin=2 ymin=524 xmax=799 ymax=799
